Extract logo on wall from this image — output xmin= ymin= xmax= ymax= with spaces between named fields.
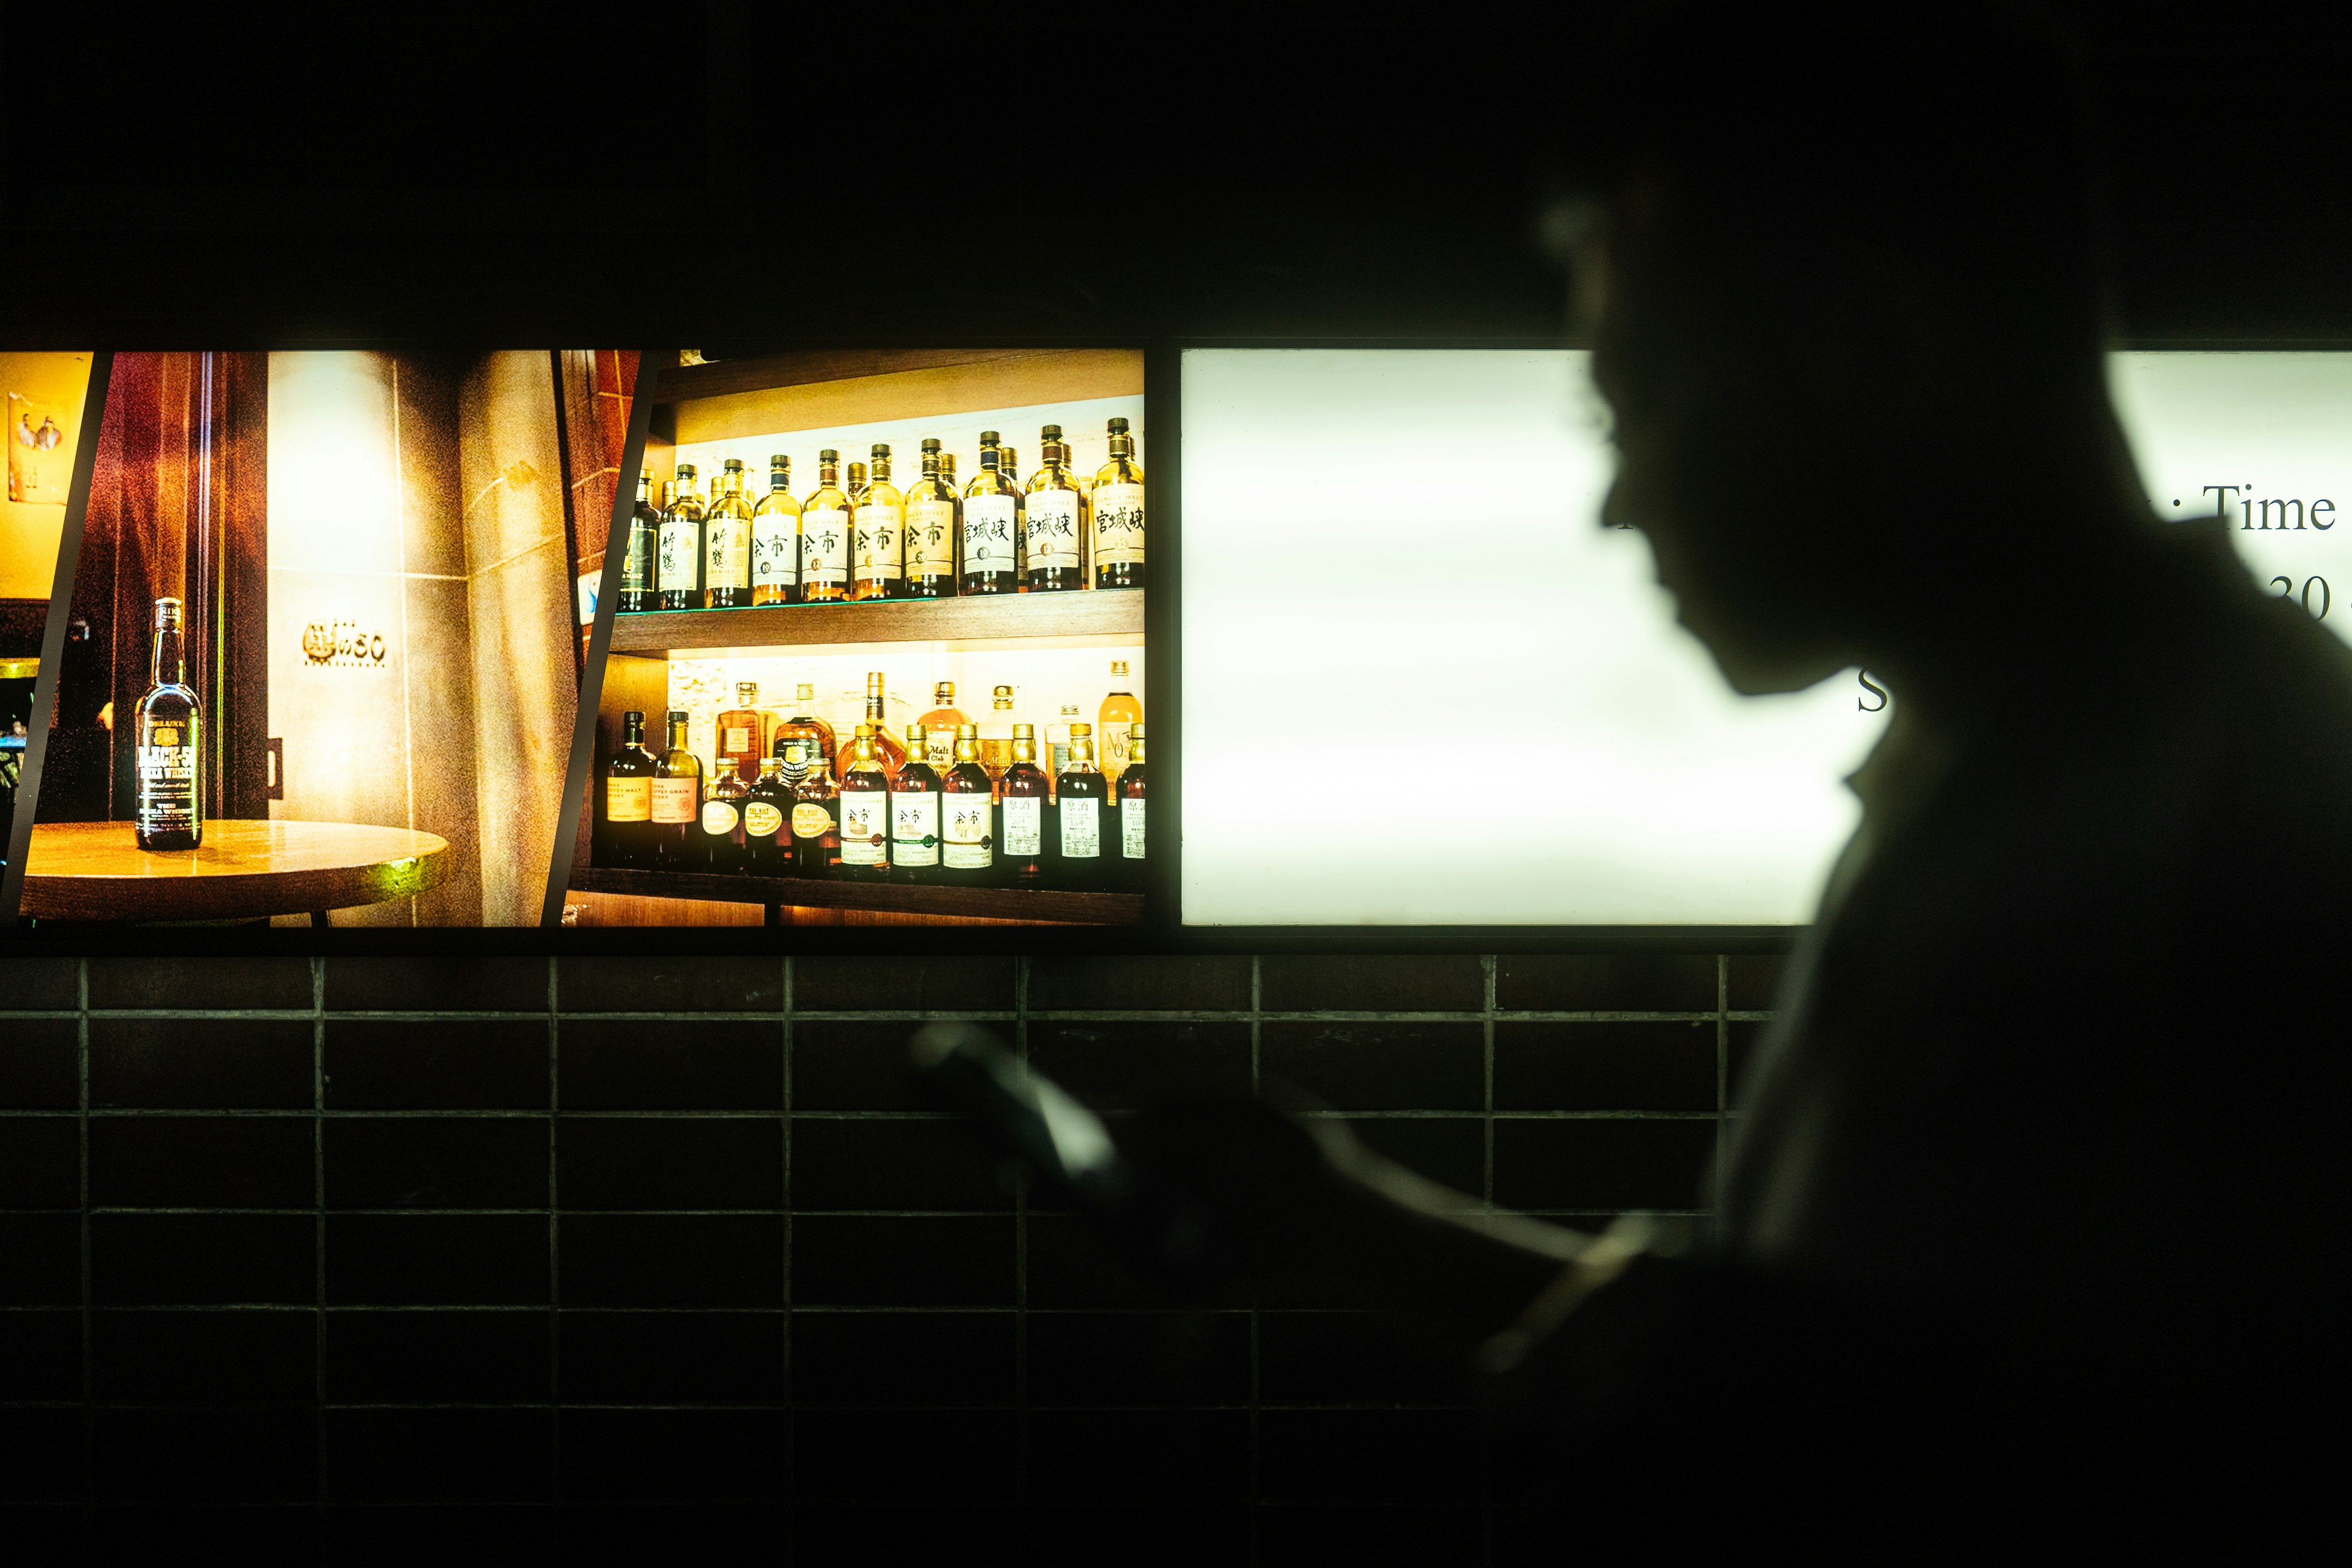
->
xmin=300 ymin=618 xmax=389 ymax=668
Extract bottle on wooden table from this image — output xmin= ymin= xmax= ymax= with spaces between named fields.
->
xmin=773 ymin=682 xmax=836 ymax=783
xmin=941 ymin=723 xmax=995 ymax=886
xmin=750 ymin=454 xmax=799 ymax=605
xmin=904 ymin=438 xmax=959 ymax=598
xmin=891 ymin=723 xmax=942 ymax=884
xmin=1099 ymin=660 xmax=1142 ymax=782
xmin=1051 ymin=722 xmax=1107 ymax=888
xmin=649 ymin=709 xmax=703 ymax=870
xmin=1023 ymin=424 xmax=1087 ymax=592
xmin=786 ymin=741 xmax=840 ymax=878
xmin=1116 ymin=722 xmax=1148 ymax=891
xmin=917 ymin=681 xmax=967 ymax=769
xmin=960 ymin=437 xmax=1021 ymax=595
xmin=858 ymin=672 xmax=908 ymax=781
xmin=744 ymin=755 xmax=793 ymax=877
xmin=998 ymin=723 xmax=1050 ymax=885
xmin=1093 ymin=415 xmax=1145 ymax=590
xmin=704 ymin=458 xmax=755 ymax=608
xmin=715 ymin=682 xmax=770 ymax=783
xmin=800 ymin=450 xmax=852 ymax=603
xmin=600 ymin=709 xmax=657 ymax=867
xmin=837 ymin=725 xmax=891 ymax=883
xmin=657 ymin=464 xmax=704 ymax=611
xmin=134 ymin=596 xmax=202 ymax=852
xmin=618 ymin=471 xmax=659 ymax=613
xmin=851 ymin=443 xmax=905 ymax=601
xmin=699 ymin=760 xmax=749 ymax=873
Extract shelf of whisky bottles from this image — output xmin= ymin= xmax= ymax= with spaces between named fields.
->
xmin=565 ymin=864 xmax=1144 ymax=925
xmin=609 ymin=588 xmax=1143 ymax=656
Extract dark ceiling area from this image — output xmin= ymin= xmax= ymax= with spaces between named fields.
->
xmin=4 ymin=4 xmax=2345 ymax=345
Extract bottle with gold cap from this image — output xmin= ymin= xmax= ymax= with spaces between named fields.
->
xmin=1098 ymin=660 xmax=1142 ymax=782
xmin=837 ymin=724 xmax=891 ymax=881
xmin=998 ymin=722 xmax=1050 ymax=884
xmin=657 ymin=463 xmax=705 ymax=610
xmin=619 ymin=470 xmax=659 ymax=613
xmin=1023 ymin=423 xmax=1087 ymax=591
xmin=1093 ymin=415 xmax=1145 ymax=590
xmin=940 ymin=723 xmax=995 ymax=884
xmin=750 ymin=454 xmax=801 ymax=605
xmin=704 ymin=458 xmax=755 ymax=608
xmin=978 ymin=684 xmax=1019 ymax=777
xmin=917 ymin=680 xmax=967 ymax=769
xmin=786 ymin=742 xmax=840 ymax=878
xmin=851 ymin=443 xmax=905 ymax=601
xmin=744 ymin=755 xmax=794 ymax=876
xmin=903 ymin=438 xmax=959 ymax=598
xmin=857 ymin=671 xmax=908 ymax=780
xmin=1050 ymin=720 xmax=1107 ymax=888
xmin=799 ymin=450 xmax=852 ymax=603
xmin=1115 ymin=722 xmax=1147 ymax=888
xmin=960 ymin=432 xmax=1021 ymax=594
xmin=134 ymin=597 xmax=203 ymax=851
xmin=890 ymin=722 xmax=942 ymax=884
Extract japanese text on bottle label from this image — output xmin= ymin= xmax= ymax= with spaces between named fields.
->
xmin=855 ymin=503 xmax=902 ymax=579
xmin=1094 ymin=481 xmax=1145 ymax=567
xmin=906 ymin=499 xmax=954 ymax=576
xmin=963 ymin=495 xmax=1017 ymax=576
xmin=1002 ymin=796 xmax=1042 ymax=856
xmin=1121 ymin=798 xmax=1146 ymax=858
xmin=1060 ymin=797 xmax=1101 ymax=858
xmin=706 ymin=521 xmax=750 ymax=587
xmin=840 ymin=790 xmax=887 ymax=864
xmin=1025 ymin=489 xmax=1081 ymax=572
xmin=801 ymin=507 xmax=850 ymax=586
xmin=891 ymin=791 xmax=940 ymax=866
xmin=657 ymin=519 xmax=698 ymax=590
xmin=751 ymin=515 xmax=796 ymax=587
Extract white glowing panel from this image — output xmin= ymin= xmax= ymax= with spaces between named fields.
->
xmin=1180 ymin=349 xmax=1883 ymax=926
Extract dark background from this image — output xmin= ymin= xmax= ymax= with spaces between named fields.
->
xmin=2 ymin=2 xmax=2346 ymax=1559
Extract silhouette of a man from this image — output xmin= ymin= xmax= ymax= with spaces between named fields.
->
xmin=1123 ymin=2 xmax=2347 ymax=1547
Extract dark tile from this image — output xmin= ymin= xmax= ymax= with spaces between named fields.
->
xmin=88 ymin=957 xmax=314 ymax=1012
xmin=791 ymin=1020 xmax=931 ymax=1111
xmin=1257 ymin=1409 xmax=1485 ymax=1501
xmin=556 ymin=1117 xmax=780 ymax=1210
xmin=92 ymin=1406 xmax=317 ymax=1501
xmin=1023 ymin=1507 xmax=1251 ymax=1567
xmin=1027 ymin=1021 xmax=1251 ymax=1109
xmin=91 ymin=1213 xmax=313 ymax=1305
xmin=1027 ymin=954 xmax=1251 ymax=1012
xmin=789 ymin=1118 xmax=1006 ymax=1212
xmin=558 ymin=1215 xmax=782 ymax=1308
xmin=319 ymin=1504 xmax=556 ymax=1561
xmin=1727 ymin=1020 xmax=1774 ymax=1101
xmin=557 ymin=956 xmax=781 ymax=1013
xmin=326 ymin=1213 xmax=548 ymax=1306
xmin=790 ymin=1216 xmax=1013 ymax=1306
xmin=791 ymin=956 xmax=1012 ymax=1013
xmin=1496 ymin=954 xmax=1717 ymax=1012
xmin=0 ymin=1018 xmax=79 ymax=1107
xmin=791 ymin=1312 xmax=1014 ymax=1406
xmin=0 ymin=1115 xmax=77 ymax=1207
xmin=1256 ymin=1504 xmax=1488 ymax=1561
xmin=0 ymin=1212 xmax=80 ymax=1304
xmin=0 ymin=1406 xmax=82 ymax=1502
xmin=1260 ymin=1022 xmax=1483 ymax=1111
xmin=1340 ymin=1116 xmax=1485 ymax=1198
xmin=556 ymin=1503 xmax=788 ymax=1559
xmin=560 ymin=1409 xmax=785 ymax=1502
xmin=1026 ymin=1312 xmax=1251 ymax=1408
xmin=1260 ymin=955 xmax=1485 ymax=1013
xmin=0 ymin=956 xmax=80 ymax=1011
xmin=323 ymin=1408 xmax=551 ymax=1502
xmin=1493 ymin=1020 xmax=1717 ymax=1112
xmin=1491 ymin=1118 xmax=1717 ymax=1211
xmin=325 ymin=1019 xmax=548 ymax=1110
xmin=326 ymin=956 xmax=549 ymax=1012
xmin=1024 ymin=1215 xmax=1248 ymax=1311
xmin=1259 ymin=1312 xmax=1466 ymax=1404
xmin=1727 ymin=952 xmax=1792 ymax=1012
xmin=793 ymin=1503 xmax=1019 ymax=1559
xmin=557 ymin=1019 xmax=780 ymax=1110
xmin=89 ymin=1019 xmax=314 ymax=1108
xmin=1026 ymin=1411 xmax=1251 ymax=1500
xmin=91 ymin=1310 xmax=314 ymax=1402
xmin=325 ymin=1310 xmax=549 ymax=1403
xmin=791 ymin=1409 xmax=1016 ymax=1499
xmin=89 ymin=1116 xmax=313 ymax=1208
xmin=86 ymin=1504 xmax=317 ymax=1556
xmin=0 ymin=1311 xmax=81 ymax=1398
xmin=327 ymin=1116 xmax=548 ymax=1208
xmin=559 ymin=1310 xmax=783 ymax=1404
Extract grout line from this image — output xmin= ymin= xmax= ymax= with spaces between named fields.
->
xmin=1715 ymin=953 xmax=1730 ymax=1247
xmin=546 ymin=953 xmax=562 ymax=1520
xmin=1482 ymin=954 xmax=1497 ymax=1216
xmin=1012 ymin=952 xmax=1030 ymax=1515
xmin=1247 ymin=953 xmax=1262 ymax=1568
xmin=35 ymin=1007 xmax=1771 ymax=1023
xmin=780 ymin=950 xmax=795 ymax=1510
xmin=77 ymin=958 xmax=92 ymax=1511
xmin=311 ymin=956 xmax=328 ymax=1517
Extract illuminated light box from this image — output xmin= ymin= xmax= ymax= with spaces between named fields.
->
xmin=1178 ymin=348 xmax=2352 ymax=927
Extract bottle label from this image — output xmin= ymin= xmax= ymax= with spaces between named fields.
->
xmin=624 ymin=523 xmax=655 ymax=592
xmin=775 ymin=737 xmax=819 ymax=786
xmin=854 ymin=503 xmax=903 ymax=580
xmin=700 ymin=799 xmax=740 ymax=836
xmin=1059 ymin=796 xmax=1101 ymax=858
xmin=752 ymin=511 xmax=797 ymax=587
xmin=891 ymin=791 xmax=941 ymax=867
xmin=1121 ymin=797 xmax=1147 ymax=859
xmin=135 ymin=719 xmax=197 ymax=832
xmin=906 ymin=499 xmax=956 ymax=577
xmin=1101 ymin=722 xmax=1136 ymax=778
xmin=801 ymin=506 xmax=850 ymax=587
xmin=786 ymin=802 xmax=831 ymax=839
xmin=840 ymin=790 xmax=888 ymax=864
xmin=963 ymin=494 xmax=1017 ymax=576
xmin=745 ymin=801 xmax=785 ymax=839
xmin=650 ymin=777 xmax=699 ymax=824
xmin=1025 ymin=488 xmax=1081 ymax=573
xmin=657 ymin=517 xmax=698 ymax=590
xmin=706 ymin=518 xmax=750 ymax=588
xmin=606 ymin=775 xmax=652 ymax=823
xmin=924 ymin=730 xmax=955 ymax=767
xmin=944 ymin=794 xmax=991 ymax=869
xmin=1003 ymin=796 xmax=1042 ymax=856
xmin=1095 ymin=481 xmax=1145 ymax=567
xmin=722 ymin=725 xmax=755 ymax=756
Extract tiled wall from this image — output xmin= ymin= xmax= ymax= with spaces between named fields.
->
xmin=0 ymin=949 xmax=1782 ymax=1561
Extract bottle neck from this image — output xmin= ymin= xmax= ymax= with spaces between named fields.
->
xmin=769 ymin=469 xmax=790 ymax=492
xmin=667 ymin=720 xmax=690 ymax=751
xmin=624 ymin=718 xmax=644 ymax=746
xmin=151 ymin=622 xmax=186 ymax=687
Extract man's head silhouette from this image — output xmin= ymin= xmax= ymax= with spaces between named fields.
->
xmin=1577 ymin=4 xmax=2138 ymax=698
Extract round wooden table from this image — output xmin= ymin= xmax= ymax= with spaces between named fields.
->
xmin=21 ymin=820 xmax=452 ymax=925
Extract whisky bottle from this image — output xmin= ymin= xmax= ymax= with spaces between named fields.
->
xmin=1093 ymin=415 xmax=1146 ymax=590
xmin=851 ymin=443 xmax=905 ymax=601
xmin=978 ymin=684 xmax=1018 ymax=778
xmin=134 ymin=596 xmax=203 ymax=851
xmin=657 ymin=464 xmax=705 ymax=611
xmin=941 ymin=723 xmax=995 ymax=884
xmin=1048 ymin=703 xmax=1083 ymax=786
xmin=744 ymin=755 xmax=793 ymax=876
xmin=858 ymin=671 xmax=908 ymax=780
xmin=999 ymin=443 xmax=1025 ymax=580
xmin=999 ymin=723 xmax=1049 ymax=884
xmin=960 ymin=440 xmax=1021 ymax=595
xmin=903 ymin=438 xmax=959 ymax=598
xmin=619 ymin=470 xmax=659 ymax=614
xmin=601 ymin=709 xmax=658 ymax=868
xmin=800 ymin=449 xmax=852 ymax=603
xmin=772 ymin=681 xmax=836 ymax=784
xmin=751 ymin=454 xmax=801 ymax=606
xmin=890 ymin=723 xmax=942 ymax=883
xmin=837 ymin=725 xmax=891 ymax=881
xmin=1116 ymin=720 xmax=1148 ymax=888
xmin=786 ymin=741 xmax=840 ymax=878
xmin=649 ymin=709 xmax=704 ymax=870
xmin=1052 ymin=722 xmax=1107 ymax=888
xmin=1023 ymin=424 xmax=1087 ymax=592
xmin=716 ymin=681 xmax=769 ymax=783
xmin=705 ymin=458 xmax=755 ymax=608
xmin=916 ymin=681 xmax=967 ymax=769
xmin=700 ymin=759 xmax=750 ymax=873
xmin=1099 ymin=660 xmax=1142 ymax=782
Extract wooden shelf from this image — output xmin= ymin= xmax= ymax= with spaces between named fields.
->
xmin=610 ymin=589 xmax=1142 ymax=655
xmin=567 ymin=865 xmax=1143 ymax=925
